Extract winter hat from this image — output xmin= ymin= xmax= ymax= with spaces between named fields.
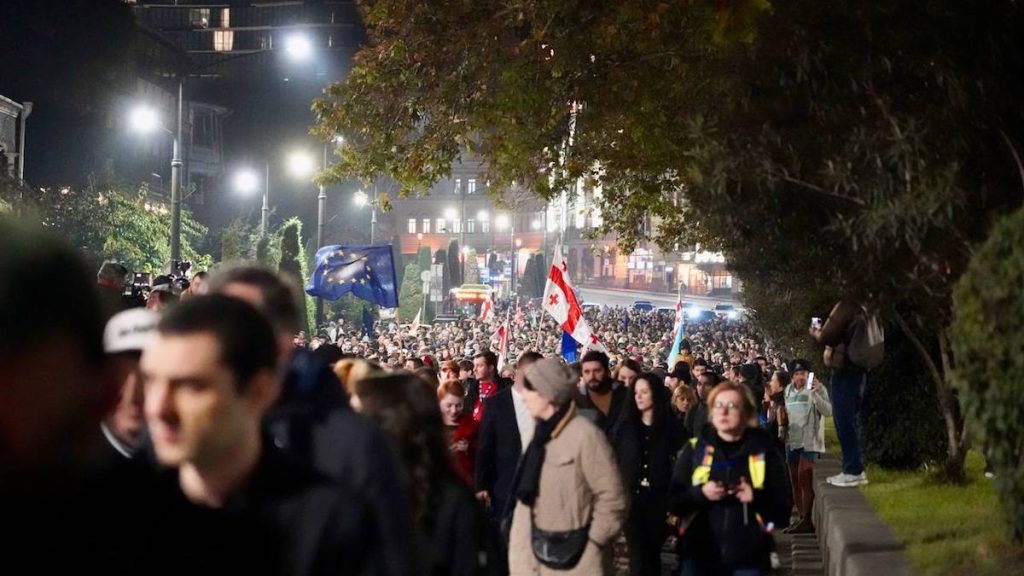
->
xmin=524 ymin=358 xmax=577 ymax=407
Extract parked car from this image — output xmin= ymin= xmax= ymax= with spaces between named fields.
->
xmin=631 ymin=300 xmax=654 ymax=312
xmin=713 ymin=303 xmax=743 ymax=320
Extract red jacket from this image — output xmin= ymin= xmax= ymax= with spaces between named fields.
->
xmin=449 ymin=415 xmax=480 ymax=487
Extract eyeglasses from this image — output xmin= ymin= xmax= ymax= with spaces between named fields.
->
xmin=712 ymin=401 xmax=741 ymax=412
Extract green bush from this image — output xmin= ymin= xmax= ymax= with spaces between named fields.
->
xmin=951 ymin=206 xmax=1024 ymax=542
xmin=861 ymin=318 xmax=948 ymax=469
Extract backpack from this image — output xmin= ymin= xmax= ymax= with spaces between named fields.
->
xmin=846 ymin=307 xmax=885 ymax=370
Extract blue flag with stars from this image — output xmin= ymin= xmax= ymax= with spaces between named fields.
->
xmin=306 ymin=245 xmax=399 ymax=308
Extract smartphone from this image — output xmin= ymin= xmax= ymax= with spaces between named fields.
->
xmin=808 ymin=372 xmax=815 ymax=388
xmin=810 ymin=317 xmax=822 ymax=329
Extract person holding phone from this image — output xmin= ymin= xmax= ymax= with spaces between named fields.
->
xmin=668 ymin=381 xmax=791 ymax=576
xmin=783 ymin=359 xmax=832 ymax=533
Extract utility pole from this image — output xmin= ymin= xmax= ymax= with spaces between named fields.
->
xmin=169 ymin=78 xmax=184 ymax=262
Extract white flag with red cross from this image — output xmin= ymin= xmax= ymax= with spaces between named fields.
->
xmin=542 ymin=242 xmax=608 ymax=353
xmin=480 ymin=296 xmax=495 ymax=322
xmin=495 ymin=309 xmax=510 ymax=370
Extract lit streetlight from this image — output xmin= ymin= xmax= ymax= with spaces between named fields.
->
xmin=284 ymin=33 xmax=314 ymax=60
xmin=353 ymin=189 xmax=378 ymax=243
xmin=477 ymin=209 xmax=489 ymax=222
xmin=287 ymin=150 xmax=316 ymax=178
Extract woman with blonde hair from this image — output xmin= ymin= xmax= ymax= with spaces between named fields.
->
xmin=671 ymin=384 xmax=698 ymax=437
xmin=668 ymin=381 xmax=791 ymax=575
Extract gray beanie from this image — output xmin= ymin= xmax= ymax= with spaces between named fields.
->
xmin=524 ymin=358 xmax=577 ymax=407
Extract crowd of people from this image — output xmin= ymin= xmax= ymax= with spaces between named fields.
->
xmin=2 ymin=218 xmax=845 ymax=576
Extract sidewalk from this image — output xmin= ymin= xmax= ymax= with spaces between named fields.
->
xmin=610 ymin=530 xmax=824 ymax=575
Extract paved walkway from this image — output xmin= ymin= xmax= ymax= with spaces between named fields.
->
xmin=611 ymin=530 xmax=825 ymax=576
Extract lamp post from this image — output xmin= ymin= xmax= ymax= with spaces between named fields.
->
xmin=354 ymin=188 xmax=378 ymax=244
xmin=129 ymin=84 xmax=185 ymax=262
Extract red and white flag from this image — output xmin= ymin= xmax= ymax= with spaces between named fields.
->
xmin=495 ymin=310 xmax=510 ymax=370
xmin=480 ymin=296 xmax=495 ymax=322
xmin=542 ymin=242 xmax=608 ymax=353
xmin=410 ymin=309 xmax=421 ymax=333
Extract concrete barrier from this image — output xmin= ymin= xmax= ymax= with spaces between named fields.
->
xmin=812 ymin=458 xmax=911 ymax=576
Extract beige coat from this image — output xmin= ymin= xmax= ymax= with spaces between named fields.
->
xmin=508 ymin=405 xmax=627 ymax=576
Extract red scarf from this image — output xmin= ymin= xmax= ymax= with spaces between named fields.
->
xmin=472 ymin=380 xmax=497 ymax=422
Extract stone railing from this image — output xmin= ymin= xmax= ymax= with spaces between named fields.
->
xmin=812 ymin=458 xmax=911 ymax=576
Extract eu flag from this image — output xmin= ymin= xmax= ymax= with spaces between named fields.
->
xmin=306 ymin=245 xmax=399 ymax=308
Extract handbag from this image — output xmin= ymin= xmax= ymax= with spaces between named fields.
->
xmin=530 ymin=507 xmax=591 ymax=570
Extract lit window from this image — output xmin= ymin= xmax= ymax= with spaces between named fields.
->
xmin=213 ymin=8 xmax=233 ymax=51
xmin=467 ymin=179 xmax=477 ymax=194
xmin=436 ymin=218 xmax=445 ymax=232
xmin=408 ymin=219 xmax=417 ymax=234
xmin=190 ymin=8 xmax=210 ymax=28
xmin=422 ymin=218 xmax=430 ymax=234
xmin=467 ymin=219 xmax=475 ymax=233
xmin=452 ymin=219 xmax=462 ymax=234
xmin=481 ymin=220 xmax=489 ymax=233
xmin=453 ymin=178 xmax=461 ymax=195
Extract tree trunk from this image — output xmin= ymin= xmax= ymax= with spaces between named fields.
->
xmin=893 ymin=312 xmax=967 ymax=482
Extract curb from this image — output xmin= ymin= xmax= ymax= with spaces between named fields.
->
xmin=812 ymin=458 xmax=911 ymax=576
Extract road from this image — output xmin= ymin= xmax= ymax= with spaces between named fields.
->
xmin=577 ymin=286 xmax=738 ymax=310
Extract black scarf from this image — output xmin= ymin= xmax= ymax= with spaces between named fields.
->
xmin=514 ymin=403 xmax=571 ymax=507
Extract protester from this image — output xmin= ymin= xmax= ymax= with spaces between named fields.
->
xmin=615 ymin=358 xmax=643 ymax=388
xmin=354 ymin=372 xmax=488 ymax=576
xmin=671 ymin=384 xmax=698 ymax=437
xmin=811 ymin=299 xmax=870 ymax=487
xmin=783 ymin=360 xmax=832 ymax=534
xmin=669 ymin=381 xmax=791 ymax=575
xmin=612 ymin=372 xmax=686 ymax=576
xmin=576 ymin=350 xmax=629 ymax=435
xmin=465 ymin=351 xmax=511 ymax=422
xmin=101 ymin=308 xmax=159 ymax=458
xmin=140 ymin=295 xmax=376 ymax=575
xmin=508 ymin=358 xmax=627 ymax=575
xmin=438 ymin=379 xmax=480 ymax=487
xmin=209 ymin=265 xmax=421 ymax=576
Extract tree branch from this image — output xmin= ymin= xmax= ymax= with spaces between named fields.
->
xmin=781 ymin=175 xmax=865 ymax=206
xmin=1000 ymin=130 xmax=1024 ymax=200
xmin=894 ymin=311 xmax=962 ymax=464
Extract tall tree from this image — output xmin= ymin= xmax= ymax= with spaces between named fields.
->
xmin=314 ymin=0 xmax=1024 ymax=480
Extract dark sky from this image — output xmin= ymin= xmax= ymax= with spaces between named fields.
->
xmin=0 ymin=0 xmax=369 ymax=246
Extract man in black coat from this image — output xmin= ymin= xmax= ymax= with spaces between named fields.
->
xmin=210 ymin=267 xmax=420 ymax=576
xmin=140 ymin=295 xmax=376 ymax=575
xmin=475 ymin=351 xmax=544 ymax=574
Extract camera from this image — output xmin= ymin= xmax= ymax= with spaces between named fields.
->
xmin=166 ymin=260 xmax=192 ymax=294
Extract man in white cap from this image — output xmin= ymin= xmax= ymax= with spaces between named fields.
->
xmin=102 ymin=307 xmax=159 ymax=457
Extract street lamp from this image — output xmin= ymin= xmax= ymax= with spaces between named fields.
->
xmin=284 ymin=33 xmax=314 ymax=61
xmin=287 ymin=150 xmax=315 ymax=178
xmin=353 ymin=189 xmax=378 ymax=243
xmin=232 ymin=163 xmax=272 ymax=234
xmin=129 ymin=87 xmax=184 ymax=263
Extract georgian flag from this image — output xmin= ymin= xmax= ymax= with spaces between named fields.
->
xmin=480 ymin=296 xmax=495 ymax=322
xmin=410 ymin=309 xmax=421 ymax=333
xmin=542 ymin=242 xmax=608 ymax=353
xmin=495 ymin=315 xmax=509 ymax=371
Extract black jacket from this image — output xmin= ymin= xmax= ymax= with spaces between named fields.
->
xmin=151 ymin=445 xmax=375 ymax=576
xmin=576 ymin=383 xmax=629 ymax=435
xmin=425 ymin=474 xmax=490 ymax=576
xmin=612 ymin=416 xmax=687 ymax=495
xmin=668 ymin=425 xmax=791 ymax=574
xmin=464 ymin=376 xmax=512 ymax=417
xmin=474 ymin=387 xmax=522 ymax=518
xmin=265 ymin=349 xmax=421 ymax=576
xmin=684 ymin=401 xmax=709 ymax=440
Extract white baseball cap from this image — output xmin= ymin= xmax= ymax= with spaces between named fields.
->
xmin=104 ymin=308 xmax=159 ymax=354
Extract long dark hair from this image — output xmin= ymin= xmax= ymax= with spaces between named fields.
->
xmin=615 ymin=371 xmax=673 ymax=435
xmin=354 ymin=372 xmax=456 ymax=524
